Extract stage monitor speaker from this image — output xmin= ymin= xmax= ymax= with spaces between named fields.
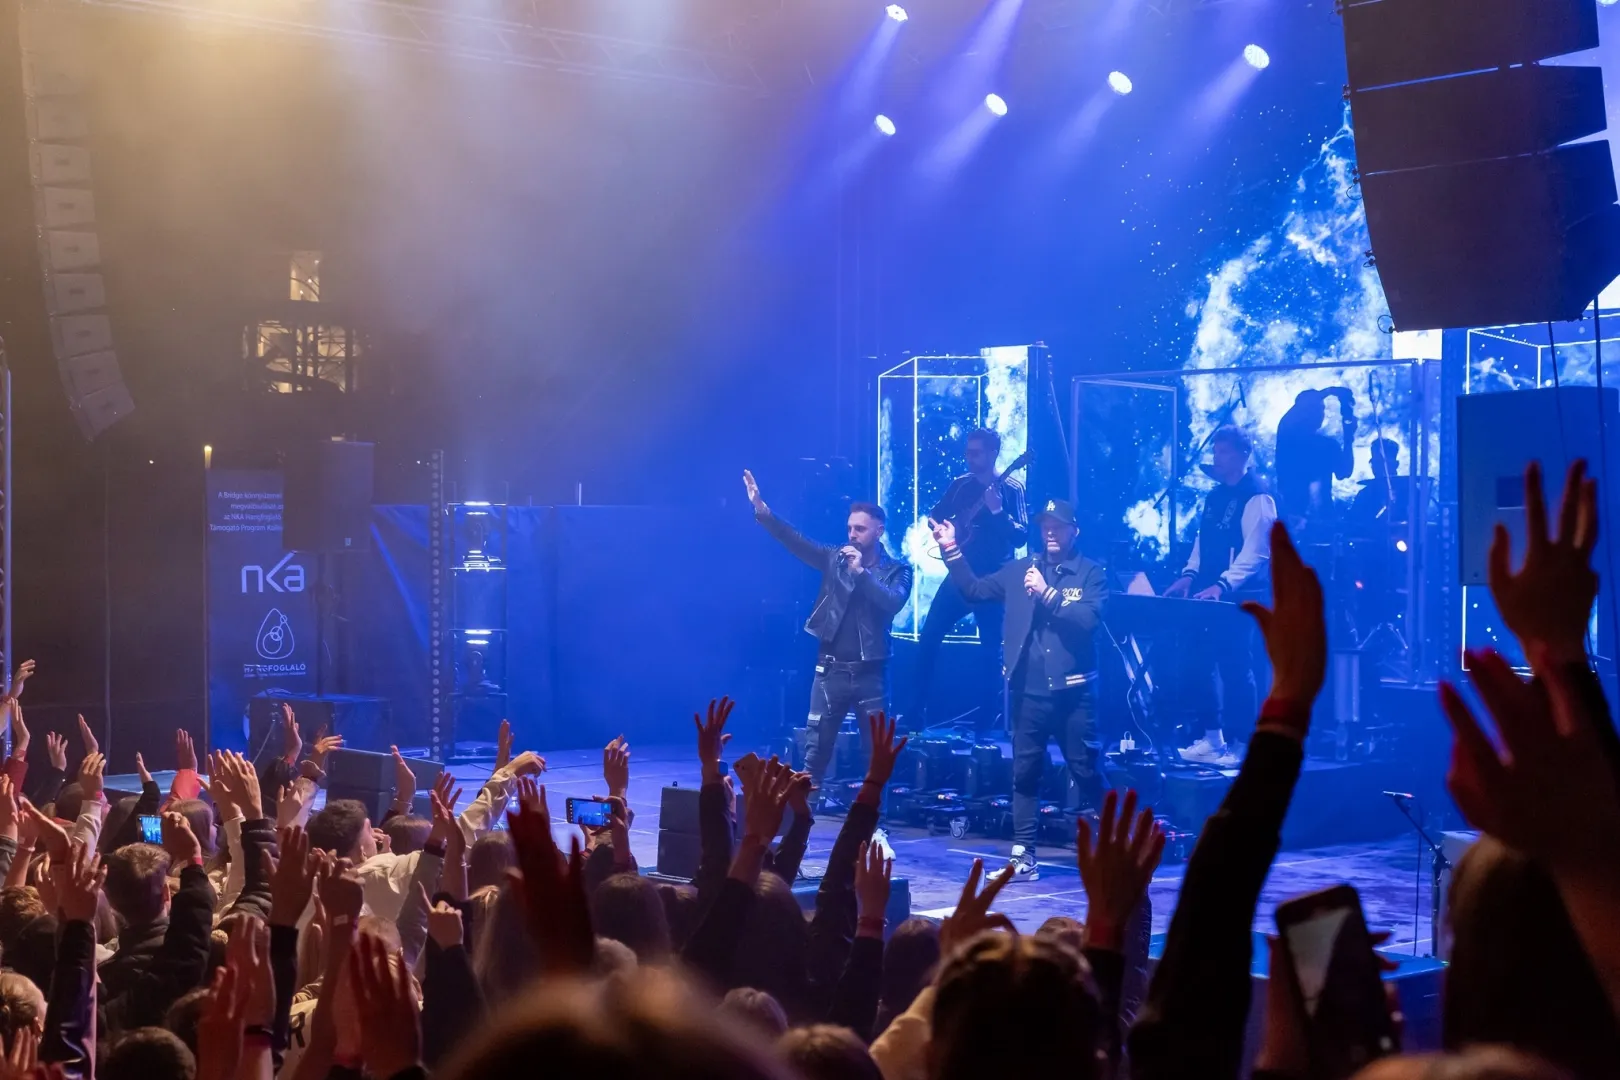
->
xmin=284 ymin=441 xmax=373 ymax=554
xmin=1341 ymin=0 xmax=1620 ymax=330
xmin=1456 ymin=387 xmax=1620 ymax=585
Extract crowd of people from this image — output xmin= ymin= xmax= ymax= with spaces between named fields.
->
xmin=0 ymin=458 xmax=1610 ymax=1079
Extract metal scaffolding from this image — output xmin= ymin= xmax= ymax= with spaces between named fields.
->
xmin=29 ymin=0 xmax=768 ymax=93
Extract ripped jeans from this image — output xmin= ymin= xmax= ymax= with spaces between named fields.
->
xmin=803 ymin=657 xmax=888 ymax=793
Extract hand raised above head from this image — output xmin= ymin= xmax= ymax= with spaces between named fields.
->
xmin=1241 ymin=522 xmax=1326 ymax=729
xmin=1075 ymin=789 xmax=1164 ymax=951
xmin=1489 ymin=458 xmax=1599 ymax=667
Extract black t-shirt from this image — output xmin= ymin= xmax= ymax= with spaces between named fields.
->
xmin=829 ymin=597 xmax=864 ymax=661
xmin=1012 ymin=559 xmax=1056 ymax=696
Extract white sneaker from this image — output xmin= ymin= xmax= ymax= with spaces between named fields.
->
xmin=1179 ymin=736 xmax=1230 ymax=764
xmin=1010 ymin=844 xmax=1040 ymax=881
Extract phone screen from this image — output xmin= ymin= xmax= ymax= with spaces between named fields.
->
xmin=1280 ymin=890 xmax=1399 ymax=1080
xmin=568 ymin=797 xmax=612 ymax=827
xmin=139 ymin=814 xmax=163 ymax=845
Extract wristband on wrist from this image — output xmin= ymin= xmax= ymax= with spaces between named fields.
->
xmin=244 ymin=1025 xmax=273 ymax=1043
xmin=423 ymin=840 xmax=448 ymax=858
xmin=857 ymin=915 xmax=886 ymax=932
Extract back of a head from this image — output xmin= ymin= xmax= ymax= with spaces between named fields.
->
xmin=105 ymin=843 xmax=173 ymax=926
xmin=718 ymin=987 xmax=789 ymax=1042
xmin=0 ymin=887 xmax=44 ymax=953
xmin=53 ymin=783 xmax=85 ymax=827
xmin=174 ymin=799 xmax=217 ymax=858
xmin=778 ymin=1024 xmax=884 ymax=1080
xmin=1445 ymin=838 xmax=1620 ymax=1077
xmin=384 ymin=815 xmax=432 ymax=856
xmin=660 ymin=882 xmax=701 ymax=949
xmin=101 ymin=795 xmax=141 ymax=855
xmin=881 ymin=918 xmax=941 ymax=1015
xmin=7 ymin=916 xmax=57 ymax=994
xmin=1354 ymin=1047 xmax=1574 ymax=1080
xmin=929 ymin=931 xmax=1102 ymax=1080
xmin=473 ymin=880 xmax=543 ymax=999
xmin=164 ymin=987 xmax=211 ymax=1055
xmin=732 ymin=873 xmax=810 ymax=1018
xmin=1035 ymin=916 xmax=1085 ymax=955
xmin=442 ymin=969 xmax=794 ymax=1080
xmin=307 ymin=799 xmax=369 ymax=859
xmin=0 ymin=973 xmax=44 ymax=1052
xmin=103 ymin=1026 xmax=197 ymax=1080
xmin=590 ymin=873 xmax=672 ymax=963
xmin=468 ymin=831 xmax=515 ymax=892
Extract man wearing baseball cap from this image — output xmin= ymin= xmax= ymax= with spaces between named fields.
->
xmin=930 ymin=497 xmax=1109 ymax=881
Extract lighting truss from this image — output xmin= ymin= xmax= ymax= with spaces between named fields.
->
xmin=27 ymin=0 xmax=768 ymax=94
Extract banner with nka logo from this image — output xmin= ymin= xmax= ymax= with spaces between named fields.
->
xmin=207 ymin=470 xmax=316 ymax=751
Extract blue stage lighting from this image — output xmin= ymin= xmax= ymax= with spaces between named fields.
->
xmin=1601 ymin=0 xmax=1617 ymax=8
xmin=1244 ymin=44 xmax=1270 ymax=69
xmin=886 ymin=4 xmax=908 ymax=21
xmin=1107 ymin=71 xmax=1133 ymax=95
xmin=874 ymin=114 xmax=897 ymax=136
xmin=985 ymin=93 xmax=1008 ymax=116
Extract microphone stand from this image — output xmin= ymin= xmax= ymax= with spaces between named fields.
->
xmin=1384 ymin=792 xmax=1449 ymax=958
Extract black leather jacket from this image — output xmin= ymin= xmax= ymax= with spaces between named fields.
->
xmin=756 ymin=510 xmax=913 ymax=662
xmin=944 ymin=544 xmax=1108 ymax=692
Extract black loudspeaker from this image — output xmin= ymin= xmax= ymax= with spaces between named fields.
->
xmin=1342 ymin=0 xmax=1620 ymax=330
xmin=284 ymin=441 xmax=374 ymax=553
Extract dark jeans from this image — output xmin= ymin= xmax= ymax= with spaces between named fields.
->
xmin=911 ymin=576 xmax=1006 ymax=731
xmin=804 ymin=658 xmax=887 ymax=790
xmin=1011 ymin=684 xmax=1105 ymax=849
xmin=1195 ymin=617 xmax=1260 ymax=745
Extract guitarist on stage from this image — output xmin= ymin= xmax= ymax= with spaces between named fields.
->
xmin=909 ymin=428 xmax=1029 ymax=731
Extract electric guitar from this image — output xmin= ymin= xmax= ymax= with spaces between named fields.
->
xmin=928 ymin=449 xmax=1035 ymax=558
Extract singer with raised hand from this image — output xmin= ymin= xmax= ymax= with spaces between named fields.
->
xmin=931 ymin=498 xmax=1109 ymax=882
xmin=744 ymin=470 xmax=913 ymax=806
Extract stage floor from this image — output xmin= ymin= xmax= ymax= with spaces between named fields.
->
xmin=115 ymin=741 xmax=1446 ymax=952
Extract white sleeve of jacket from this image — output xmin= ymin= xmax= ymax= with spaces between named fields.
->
xmin=1219 ymin=494 xmax=1277 ymax=594
xmin=1180 ymin=534 xmax=1202 ymax=578
xmin=870 ymin=985 xmax=934 ymax=1080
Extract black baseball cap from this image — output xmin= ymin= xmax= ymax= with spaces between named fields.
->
xmin=1034 ymin=499 xmax=1077 ymax=527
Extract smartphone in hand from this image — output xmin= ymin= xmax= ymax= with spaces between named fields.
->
xmin=138 ymin=814 xmax=163 ymax=845
xmin=1274 ymin=884 xmax=1400 ymax=1080
xmin=565 ymin=796 xmax=612 ymax=828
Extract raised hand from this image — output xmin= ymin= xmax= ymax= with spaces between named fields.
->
xmin=280 ymin=704 xmax=302 ymax=764
xmin=23 ymin=801 xmax=69 ymax=863
xmin=350 ymin=931 xmax=423 ymax=1079
xmin=53 ymin=839 xmax=105 ymax=925
xmin=929 ymin=517 xmax=958 ymax=548
xmin=495 ymin=718 xmax=513 ymax=772
xmin=1489 ymin=459 xmax=1599 ymax=666
xmin=162 ymin=810 xmax=203 ymax=868
xmin=507 ymin=783 xmax=595 ymax=973
xmin=741 ymin=757 xmax=794 ymax=845
xmin=506 ymin=750 xmax=546 ymax=778
xmin=175 ymin=728 xmax=197 ymax=771
xmin=390 ymin=745 xmax=417 ymax=803
xmin=0 ymin=777 xmax=18 ymax=844
xmin=6 ymin=702 xmax=27 ymax=759
xmin=44 ymin=732 xmax=66 ymax=773
xmin=77 ymin=752 xmax=105 ymax=805
xmin=1076 ymin=789 xmax=1164 ymax=951
xmin=309 ymin=731 xmax=343 ymax=770
xmin=428 ymin=784 xmax=462 ymax=849
xmin=854 ymin=839 xmax=892 ymax=934
xmin=134 ymin=750 xmax=153 ymax=786
xmin=425 ymin=889 xmax=464 ymax=949
xmin=205 ymin=751 xmax=236 ymax=817
xmin=695 ymin=697 xmax=735 ymax=784
xmin=317 ymin=866 xmax=365 ymax=923
xmin=268 ymin=825 xmax=319 ymax=927
xmin=76 ymin=714 xmax=97 ymax=757
xmin=1440 ymin=648 xmax=1620 ymax=874
xmin=939 ymin=858 xmax=1017 ymax=955
xmin=603 ymin=736 xmax=631 ymax=799
xmin=9 ymin=659 xmax=34 ymax=700
xmin=1241 ymin=522 xmax=1327 ymax=726
xmin=864 ymin=711 xmax=909 ymax=789
xmin=223 ymin=751 xmax=264 ymax=820
xmin=742 ymin=469 xmax=767 ymax=514
xmin=787 ymin=770 xmax=813 ymax=818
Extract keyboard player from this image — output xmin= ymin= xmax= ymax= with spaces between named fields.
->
xmin=1162 ymin=424 xmax=1278 ymax=764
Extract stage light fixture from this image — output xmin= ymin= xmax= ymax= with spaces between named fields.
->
xmin=1108 ymin=71 xmax=1133 ymax=95
xmin=886 ymin=4 xmax=908 ymax=20
xmin=874 ymin=114 xmax=897 ymax=136
xmin=1601 ymin=0 xmax=1617 ymax=8
xmin=985 ymin=93 xmax=1008 ymax=116
xmin=1244 ymin=44 xmax=1270 ymax=70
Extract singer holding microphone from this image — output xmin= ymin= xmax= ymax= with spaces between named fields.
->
xmin=744 ymin=470 xmax=913 ymax=805
xmin=931 ymin=498 xmax=1109 ymax=881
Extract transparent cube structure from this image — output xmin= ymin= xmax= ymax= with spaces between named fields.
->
xmin=878 ymin=346 xmax=1030 ymax=639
